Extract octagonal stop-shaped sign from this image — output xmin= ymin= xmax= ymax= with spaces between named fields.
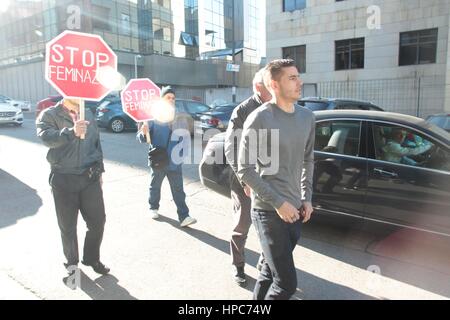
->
xmin=121 ymin=78 xmax=161 ymax=122
xmin=45 ymin=30 xmax=117 ymax=101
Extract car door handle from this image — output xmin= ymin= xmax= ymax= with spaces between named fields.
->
xmin=374 ymin=168 xmax=398 ymax=178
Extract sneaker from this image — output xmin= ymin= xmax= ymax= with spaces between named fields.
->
xmin=62 ymin=266 xmax=80 ymax=290
xmin=150 ymin=209 xmax=160 ymax=219
xmin=180 ymin=216 xmax=197 ymax=227
xmin=233 ymin=266 xmax=247 ymax=287
xmin=256 ymin=255 xmax=265 ymax=271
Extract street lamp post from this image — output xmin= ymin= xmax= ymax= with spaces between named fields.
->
xmin=134 ymin=54 xmax=142 ymax=79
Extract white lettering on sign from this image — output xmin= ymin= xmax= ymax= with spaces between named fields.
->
xmin=48 ymin=65 xmax=100 ymax=85
xmin=124 ymin=100 xmax=155 ymax=112
xmin=49 ymin=45 xmax=110 ymax=68
xmin=123 ymin=89 xmax=158 ymax=101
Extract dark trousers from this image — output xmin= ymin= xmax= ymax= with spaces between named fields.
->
xmin=50 ymin=172 xmax=106 ymax=266
xmin=230 ymin=177 xmax=252 ymax=268
xmin=251 ymin=208 xmax=302 ymax=300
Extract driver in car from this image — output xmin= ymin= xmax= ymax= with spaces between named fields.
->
xmin=382 ymin=128 xmax=433 ymax=166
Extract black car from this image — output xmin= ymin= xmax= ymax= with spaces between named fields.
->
xmin=298 ymin=97 xmax=384 ymax=111
xmin=194 ymin=103 xmax=238 ymax=135
xmin=199 ymin=110 xmax=450 ymax=236
xmin=175 ymin=99 xmax=212 ymax=134
xmin=426 ymin=114 xmax=450 ymax=133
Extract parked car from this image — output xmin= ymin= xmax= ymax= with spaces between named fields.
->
xmin=175 ymin=99 xmax=212 ymax=134
xmin=199 ymin=110 xmax=450 ymax=236
xmin=35 ymin=95 xmax=63 ymax=118
xmin=426 ymin=113 xmax=450 ymax=133
xmin=0 ymin=97 xmax=23 ymax=126
xmin=35 ymin=94 xmax=117 ymax=118
xmin=96 ymin=98 xmax=137 ymax=133
xmin=194 ymin=103 xmax=238 ymax=135
xmin=298 ymin=97 xmax=384 ymax=111
xmin=0 ymin=94 xmax=31 ymax=112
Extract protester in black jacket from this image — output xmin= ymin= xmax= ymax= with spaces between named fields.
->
xmin=37 ymin=99 xmax=109 ymax=288
xmin=224 ymin=68 xmax=272 ymax=287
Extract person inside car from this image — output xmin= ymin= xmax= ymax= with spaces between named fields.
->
xmin=382 ymin=128 xmax=432 ymax=166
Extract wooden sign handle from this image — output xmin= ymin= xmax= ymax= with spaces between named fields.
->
xmin=79 ymin=99 xmax=85 ymax=140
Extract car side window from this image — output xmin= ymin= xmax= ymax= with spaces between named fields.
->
xmin=186 ymin=101 xmax=210 ymax=114
xmin=315 ymin=120 xmax=362 ymax=157
xmin=372 ymin=123 xmax=450 ymax=172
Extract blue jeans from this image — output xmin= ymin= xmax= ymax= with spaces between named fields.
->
xmin=149 ymin=167 xmax=189 ymax=222
xmin=251 ymin=208 xmax=302 ymax=300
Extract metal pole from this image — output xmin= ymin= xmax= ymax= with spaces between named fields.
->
xmin=416 ymin=77 xmax=421 ymax=117
xmin=134 ymin=55 xmax=138 ymax=79
xmin=232 ymin=0 xmax=236 ymax=103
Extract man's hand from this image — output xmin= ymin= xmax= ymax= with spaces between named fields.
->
xmin=140 ymin=122 xmax=149 ymax=135
xmin=300 ymin=201 xmax=314 ymax=223
xmin=276 ymin=201 xmax=300 ymax=224
xmin=243 ymin=185 xmax=251 ymax=197
xmin=74 ymin=120 xmax=89 ymax=138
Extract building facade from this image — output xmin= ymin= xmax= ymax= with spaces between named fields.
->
xmin=267 ymin=0 xmax=450 ymax=116
xmin=0 ymin=0 xmax=264 ymax=104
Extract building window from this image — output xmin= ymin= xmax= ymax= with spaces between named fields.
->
xmin=335 ymin=38 xmax=365 ymax=70
xmin=399 ymin=28 xmax=438 ymax=66
xmin=283 ymin=45 xmax=306 ymax=73
xmin=283 ymin=0 xmax=306 ymax=12
xmin=120 ymin=13 xmax=131 ymax=35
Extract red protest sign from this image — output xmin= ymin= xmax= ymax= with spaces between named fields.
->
xmin=45 ymin=30 xmax=117 ymax=101
xmin=120 ymin=78 xmax=161 ymax=122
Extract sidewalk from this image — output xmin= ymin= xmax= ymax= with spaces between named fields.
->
xmin=0 ymin=271 xmax=40 ymax=300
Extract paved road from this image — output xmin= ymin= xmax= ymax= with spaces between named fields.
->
xmin=0 ymin=114 xmax=449 ymax=300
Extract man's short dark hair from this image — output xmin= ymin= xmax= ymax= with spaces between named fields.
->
xmin=265 ymin=59 xmax=296 ymax=84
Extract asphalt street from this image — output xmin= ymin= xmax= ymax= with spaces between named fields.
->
xmin=1 ymin=113 xmax=450 ymax=300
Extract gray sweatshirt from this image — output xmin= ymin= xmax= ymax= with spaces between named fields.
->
xmin=237 ymin=103 xmax=315 ymax=211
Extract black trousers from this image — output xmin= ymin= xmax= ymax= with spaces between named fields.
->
xmin=50 ymin=172 xmax=106 ymax=266
xmin=251 ymin=208 xmax=302 ymax=300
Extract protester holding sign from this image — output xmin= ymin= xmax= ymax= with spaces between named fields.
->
xmin=39 ymin=30 xmax=117 ymax=288
xmin=36 ymin=98 xmax=110 ymax=286
xmin=137 ymin=86 xmax=197 ymax=227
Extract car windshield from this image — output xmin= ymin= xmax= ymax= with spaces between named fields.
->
xmin=186 ymin=102 xmax=211 ymax=114
xmin=428 ymin=116 xmax=450 ymax=131
xmin=298 ymin=101 xmax=329 ymax=111
xmin=213 ymin=105 xmax=236 ymax=112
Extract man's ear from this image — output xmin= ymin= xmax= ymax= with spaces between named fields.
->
xmin=271 ymin=79 xmax=278 ymax=94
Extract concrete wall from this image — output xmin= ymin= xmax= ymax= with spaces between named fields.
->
xmin=0 ymin=59 xmax=57 ymax=105
xmin=266 ymin=0 xmax=450 ymax=114
xmin=205 ymin=87 xmax=253 ymax=105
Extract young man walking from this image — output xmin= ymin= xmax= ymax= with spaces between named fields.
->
xmin=238 ymin=59 xmax=315 ymax=300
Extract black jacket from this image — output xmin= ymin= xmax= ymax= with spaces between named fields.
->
xmin=224 ymin=94 xmax=264 ymax=188
xmin=36 ymin=102 xmax=104 ymax=175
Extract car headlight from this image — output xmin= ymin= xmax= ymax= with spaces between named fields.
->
xmin=15 ymin=110 xmax=23 ymax=116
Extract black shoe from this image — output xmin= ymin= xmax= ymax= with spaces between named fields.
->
xmin=82 ymin=260 xmax=110 ymax=275
xmin=233 ymin=266 xmax=247 ymax=287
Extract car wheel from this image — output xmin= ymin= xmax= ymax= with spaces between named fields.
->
xmin=109 ymin=118 xmax=125 ymax=133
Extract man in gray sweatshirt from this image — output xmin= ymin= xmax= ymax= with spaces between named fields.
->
xmin=238 ymin=59 xmax=315 ymax=300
